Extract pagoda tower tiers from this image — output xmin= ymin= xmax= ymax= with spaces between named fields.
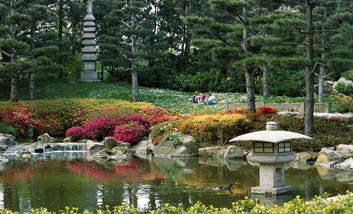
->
xmin=81 ymin=0 xmax=100 ymax=82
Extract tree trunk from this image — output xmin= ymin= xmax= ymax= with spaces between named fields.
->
xmin=29 ymin=73 xmax=34 ymax=100
xmin=58 ymin=0 xmax=64 ymax=78
xmin=10 ymin=77 xmax=18 ymax=102
xmin=318 ymin=66 xmax=325 ymax=103
xmin=263 ymin=65 xmax=269 ymax=97
xmin=131 ymin=8 xmax=139 ymax=101
xmin=29 ymin=27 xmax=35 ymax=100
xmin=305 ymin=1 xmax=315 ymax=136
xmin=318 ymin=9 xmax=327 ymax=104
xmin=242 ymin=7 xmax=255 ymax=111
xmin=9 ymin=2 xmax=18 ymax=102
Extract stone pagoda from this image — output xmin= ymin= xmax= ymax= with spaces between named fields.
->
xmin=230 ymin=121 xmax=313 ymax=195
xmin=81 ymin=0 xmax=100 ymax=82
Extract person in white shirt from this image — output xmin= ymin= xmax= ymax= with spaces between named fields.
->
xmin=205 ymin=91 xmax=217 ymax=105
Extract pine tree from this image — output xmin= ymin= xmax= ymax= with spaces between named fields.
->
xmin=0 ymin=0 xmax=59 ymax=102
xmin=313 ymin=1 xmax=353 ymax=103
xmin=99 ymin=0 xmax=166 ymax=101
xmin=186 ymin=0 xmax=276 ymax=110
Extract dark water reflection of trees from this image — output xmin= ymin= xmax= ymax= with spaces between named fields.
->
xmin=0 ymin=155 xmax=352 ymax=212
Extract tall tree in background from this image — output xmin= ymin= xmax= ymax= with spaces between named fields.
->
xmin=186 ymin=0 xmax=270 ymax=110
xmin=266 ymin=0 xmax=353 ymax=136
xmin=100 ymin=0 xmax=165 ymax=101
xmin=313 ymin=1 xmax=353 ymax=103
xmin=0 ymin=0 xmax=59 ymax=102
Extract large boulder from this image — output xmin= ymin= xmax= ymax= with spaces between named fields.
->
xmin=132 ymin=138 xmax=154 ymax=156
xmin=224 ymin=146 xmax=245 ymax=159
xmin=104 ymin=137 xmax=118 ymax=150
xmin=331 ymin=158 xmax=353 ymax=170
xmin=63 ymin=136 xmax=74 ymax=142
xmin=333 ymin=77 xmax=353 ymax=89
xmin=198 ymin=146 xmax=226 ymax=158
xmin=295 ymin=152 xmax=317 ymax=162
xmin=83 ymin=140 xmax=104 ymax=152
xmin=336 ymin=144 xmax=353 ymax=158
xmin=153 ymin=133 xmax=199 ymax=157
xmin=315 ymin=147 xmax=343 ymax=164
xmin=37 ymin=133 xmax=56 ymax=143
xmin=0 ymin=133 xmax=19 ymax=151
xmin=91 ymin=146 xmax=133 ymax=160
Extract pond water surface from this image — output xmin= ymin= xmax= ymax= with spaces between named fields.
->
xmin=0 ymin=152 xmax=352 ymax=213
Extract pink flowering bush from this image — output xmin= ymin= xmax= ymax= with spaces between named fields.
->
xmin=113 ymin=122 xmax=147 ymax=145
xmin=83 ymin=113 xmax=151 ymax=140
xmin=66 ymin=126 xmax=85 ymax=140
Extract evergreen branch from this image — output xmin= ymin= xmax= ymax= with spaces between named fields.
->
xmin=0 ymin=62 xmax=8 ymax=65
xmin=323 ymin=69 xmax=341 ymax=78
xmin=15 ymin=5 xmax=24 ymax=12
xmin=123 ymin=68 xmax=131 ymax=72
xmin=122 ymin=54 xmax=133 ymax=62
xmin=254 ymin=7 xmax=263 ymax=18
xmin=18 ymin=55 xmax=33 ymax=58
xmin=311 ymin=61 xmax=327 ymax=74
xmin=120 ymin=20 xmax=132 ymax=29
xmin=314 ymin=30 xmax=338 ymax=33
xmin=16 ymin=24 xmax=33 ymax=37
xmin=136 ymin=38 xmax=148 ymax=45
xmin=22 ymin=70 xmax=36 ymax=73
xmin=215 ymin=33 xmax=232 ymax=47
xmin=281 ymin=0 xmax=305 ymax=7
xmin=119 ymin=41 xmax=132 ymax=46
xmin=135 ymin=61 xmax=146 ymax=65
xmin=234 ymin=13 xmax=245 ymax=25
xmin=309 ymin=0 xmax=318 ymax=4
xmin=0 ymin=48 xmax=13 ymax=58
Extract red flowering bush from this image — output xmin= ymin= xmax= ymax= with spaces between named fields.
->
xmin=258 ymin=105 xmax=278 ymax=115
xmin=140 ymin=106 xmax=174 ymax=125
xmin=66 ymin=126 xmax=85 ymax=140
xmin=113 ymin=122 xmax=147 ymax=145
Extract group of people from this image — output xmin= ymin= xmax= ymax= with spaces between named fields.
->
xmin=192 ymin=91 xmax=218 ymax=105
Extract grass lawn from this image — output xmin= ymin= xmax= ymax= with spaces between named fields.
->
xmin=0 ymin=78 xmax=335 ymax=114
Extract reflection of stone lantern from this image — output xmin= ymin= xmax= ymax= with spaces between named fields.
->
xmin=230 ymin=122 xmax=313 ymax=194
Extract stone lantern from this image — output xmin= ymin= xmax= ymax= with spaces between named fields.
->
xmin=81 ymin=0 xmax=100 ymax=82
xmin=230 ymin=121 xmax=313 ymax=194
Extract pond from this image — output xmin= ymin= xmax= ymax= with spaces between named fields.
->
xmin=0 ymin=152 xmax=352 ymax=213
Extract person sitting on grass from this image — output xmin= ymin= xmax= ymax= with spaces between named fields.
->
xmin=192 ymin=91 xmax=201 ymax=103
xmin=200 ymin=92 xmax=208 ymax=103
xmin=205 ymin=92 xmax=218 ymax=105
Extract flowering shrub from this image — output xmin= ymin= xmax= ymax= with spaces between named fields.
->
xmin=140 ymin=106 xmax=174 ymax=125
xmin=6 ymin=192 xmax=353 ymax=214
xmin=84 ymin=113 xmax=151 ymax=140
xmin=179 ymin=113 xmax=251 ymax=147
xmin=66 ymin=126 xmax=85 ymax=140
xmin=113 ymin=122 xmax=147 ymax=145
xmin=331 ymin=93 xmax=353 ymax=113
xmin=151 ymin=120 xmax=183 ymax=145
xmin=0 ymin=99 xmax=154 ymax=138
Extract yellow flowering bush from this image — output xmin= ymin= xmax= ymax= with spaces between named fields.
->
xmin=2 ymin=193 xmax=353 ymax=213
xmin=179 ymin=113 xmax=251 ymax=147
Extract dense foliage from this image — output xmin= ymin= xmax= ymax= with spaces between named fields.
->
xmin=0 ymin=99 xmax=352 ymax=151
xmin=1 ymin=193 xmax=353 ymax=213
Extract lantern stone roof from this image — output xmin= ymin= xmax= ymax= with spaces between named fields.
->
xmin=230 ymin=121 xmax=313 ymax=143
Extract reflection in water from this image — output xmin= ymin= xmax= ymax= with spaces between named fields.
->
xmin=0 ymin=153 xmax=351 ymax=212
